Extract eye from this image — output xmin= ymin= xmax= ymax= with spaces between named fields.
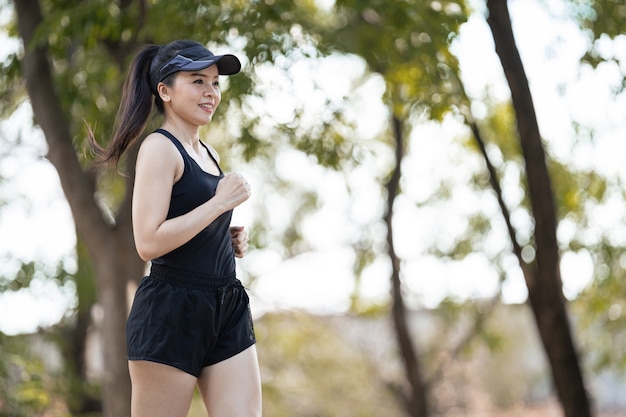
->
xmin=212 ymin=81 xmax=220 ymax=88
xmin=193 ymin=79 xmax=204 ymax=84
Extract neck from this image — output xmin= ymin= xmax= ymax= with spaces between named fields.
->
xmin=161 ymin=117 xmax=200 ymax=145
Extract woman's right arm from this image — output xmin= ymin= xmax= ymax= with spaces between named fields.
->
xmin=131 ymin=134 xmax=250 ymax=261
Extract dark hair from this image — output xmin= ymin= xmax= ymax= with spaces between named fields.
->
xmin=89 ymin=40 xmax=205 ymax=166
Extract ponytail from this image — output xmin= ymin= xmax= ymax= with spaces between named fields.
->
xmin=89 ymin=45 xmax=160 ymax=167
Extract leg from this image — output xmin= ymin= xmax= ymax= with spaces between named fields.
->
xmin=197 ymin=345 xmax=262 ymax=417
xmin=129 ymin=360 xmax=197 ymax=417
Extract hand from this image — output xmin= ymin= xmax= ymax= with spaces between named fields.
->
xmin=215 ymin=173 xmax=251 ymax=210
xmin=230 ymin=226 xmax=249 ymax=258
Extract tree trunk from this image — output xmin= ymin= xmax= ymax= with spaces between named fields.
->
xmin=485 ymin=1 xmax=592 ymax=416
xmin=13 ymin=0 xmax=141 ymax=415
xmin=385 ymin=115 xmax=429 ymax=417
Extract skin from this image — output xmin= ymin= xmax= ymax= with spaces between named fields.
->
xmin=130 ymin=64 xmax=262 ymax=417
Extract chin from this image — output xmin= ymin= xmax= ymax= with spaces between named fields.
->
xmin=198 ymin=116 xmax=214 ymax=125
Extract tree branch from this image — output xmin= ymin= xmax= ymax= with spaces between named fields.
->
xmin=385 ymin=114 xmax=428 ymax=417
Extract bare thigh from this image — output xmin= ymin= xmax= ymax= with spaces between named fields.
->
xmin=197 ymin=345 xmax=262 ymax=417
xmin=129 ymin=360 xmax=197 ymax=417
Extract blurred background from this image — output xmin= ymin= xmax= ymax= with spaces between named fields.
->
xmin=1 ymin=0 xmax=625 ymax=416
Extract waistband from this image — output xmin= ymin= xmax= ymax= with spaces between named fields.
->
xmin=149 ymin=263 xmax=238 ymax=291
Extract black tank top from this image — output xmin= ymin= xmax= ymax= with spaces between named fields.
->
xmin=150 ymin=129 xmax=235 ymax=277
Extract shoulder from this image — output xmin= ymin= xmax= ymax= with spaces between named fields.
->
xmin=136 ymin=132 xmax=183 ymax=178
xmin=141 ymin=131 xmax=177 ymax=151
xmin=138 ymin=132 xmax=181 ymax=160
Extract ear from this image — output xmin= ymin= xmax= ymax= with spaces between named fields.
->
xmin=157 ymin=83 xmax=170 ymax=102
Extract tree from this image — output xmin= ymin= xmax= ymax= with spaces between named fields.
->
xmin=13 ymin=1 xmax=137 ymax=415
xmin=306 ymin=2 xmax=469 ymax=415
xmin=480 ymin=1 xmax=592 ymax=415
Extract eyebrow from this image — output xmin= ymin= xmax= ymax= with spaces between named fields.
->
xmin=187 ymin=72 xmax=219 ymax=78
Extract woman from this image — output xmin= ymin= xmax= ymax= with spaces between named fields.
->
xmin=92 ymin=40 xmax=261 ymax=417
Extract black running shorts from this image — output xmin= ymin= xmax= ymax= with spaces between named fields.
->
xmin=126 ymin=264 xmax=256 ymax=377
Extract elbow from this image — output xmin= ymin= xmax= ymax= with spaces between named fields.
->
xmin=135 ymin=240 xmax=159 ymax=262
xmin=135 ymin=246 xmax=152 ymax=262
xmin=137 ymin=251 xmax=152 ymax=263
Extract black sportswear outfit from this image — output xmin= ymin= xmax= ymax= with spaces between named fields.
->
xmin=126 ymin=129 xmax=256 ymax=377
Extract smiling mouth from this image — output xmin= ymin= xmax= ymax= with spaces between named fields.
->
xmin=199 ymin=103 xmax=214 ymax=112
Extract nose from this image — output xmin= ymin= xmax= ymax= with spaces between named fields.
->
xmin=204 ymin=83 xmax=218 ymax=97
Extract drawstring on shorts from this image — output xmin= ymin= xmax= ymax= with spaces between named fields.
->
xmin=217 ymin=280 xmax=245 ymax=304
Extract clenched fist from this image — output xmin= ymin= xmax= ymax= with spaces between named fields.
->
xmin=230 ymin=226 xmax=249 ymax=258
xmin=215 ymin=172 xmax=251 ymax=210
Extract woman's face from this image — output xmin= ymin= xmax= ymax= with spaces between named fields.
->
xmin=160 ymin=64 xmax=222 ymax=126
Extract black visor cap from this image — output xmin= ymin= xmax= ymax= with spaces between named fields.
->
xmin=151 ymin=45 xmax=241 ymax=93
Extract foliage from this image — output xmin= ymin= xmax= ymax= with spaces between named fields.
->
xmin=3 ymin=0 xmax=626 ymax=413
xmin=0 ymin=260 xmax=73 ymax=292
xmin=0 ymin=1 xmax=23 ymax=121
xmin=555 ymin=0 xmax=626 ymax=374
xmin=573 ymin=239 xmax=626 ymax=372
xmin=318 ymin=0 xmax=469 ymax=122
xmin=254 ymin=311 xmax=405 ymax=417
xmin=0 ymin=332 xmax=66 ymax=417
xmin=568 ymin=0 xmax=626 ymax=73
